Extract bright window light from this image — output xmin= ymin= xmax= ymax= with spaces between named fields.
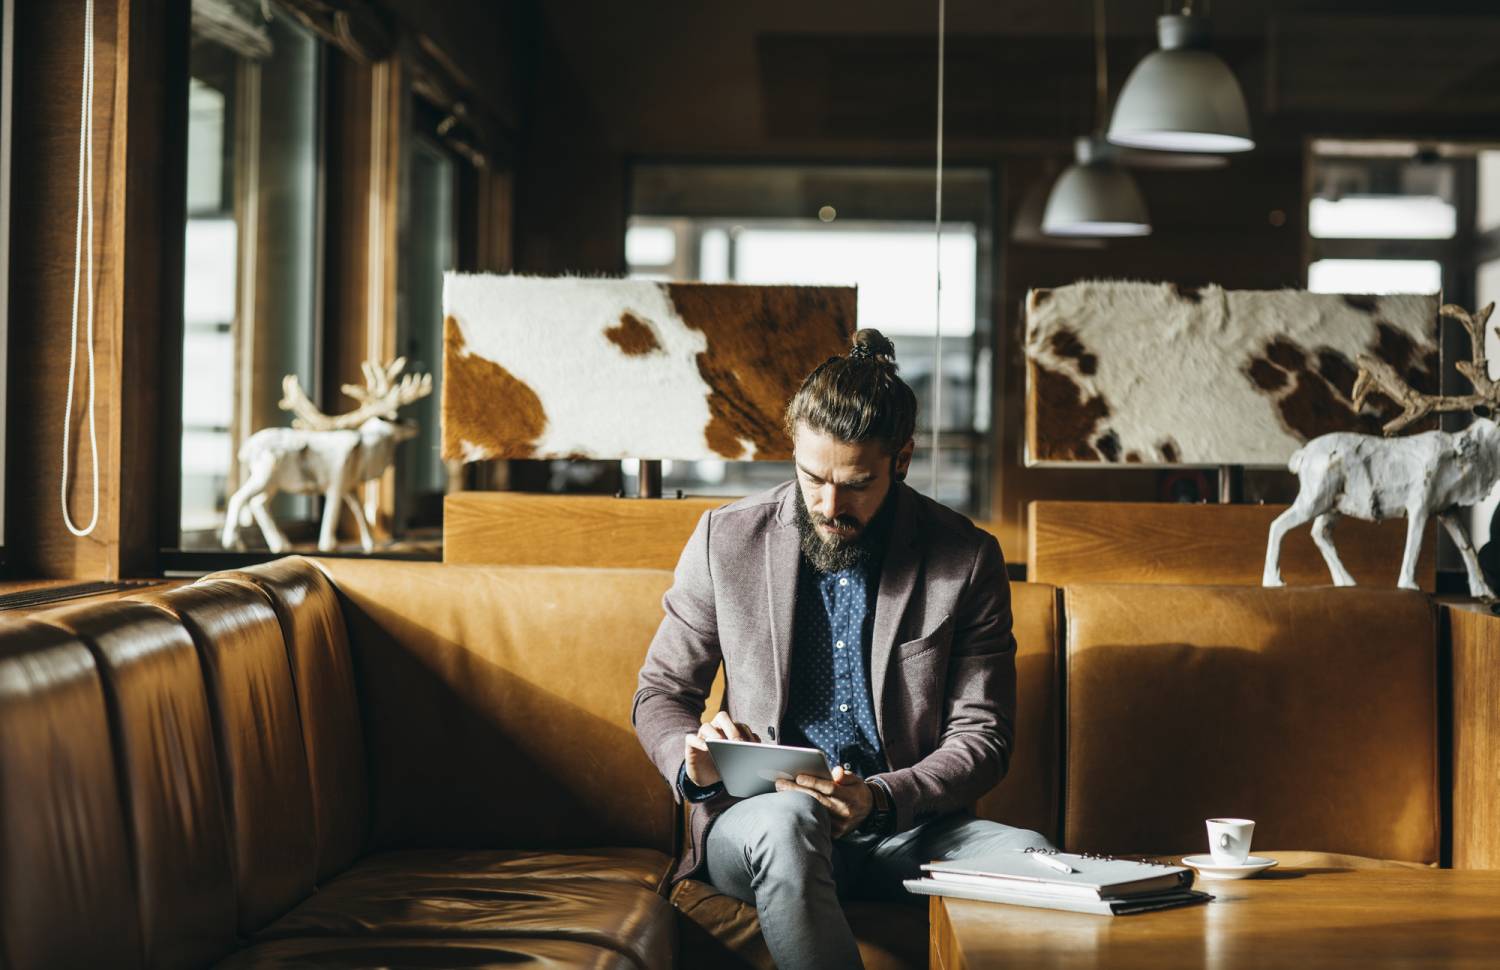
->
xmin=625 ymin=225 xmax=676 ymax=266
xmin=732 ymin=227 xmax=977 ymax=337
xmin=1307 ymin=259 xmax=1442 ymax=295
xmin=699 ymin=229 xmax=730 ymax=282
xmin=1480 ymin=152 xmax=1500 ymax=232
xmin=1308 ymin=196 xmax=1456 ymax=239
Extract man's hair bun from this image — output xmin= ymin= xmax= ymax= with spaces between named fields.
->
xmin=849 ymin=328 xmax=897 ymax=366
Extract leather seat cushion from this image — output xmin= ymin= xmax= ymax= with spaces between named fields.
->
xmin=258 ymin=850 xmax=675 ymax=970
xmin=313 ymin=847 xmax=674 ymax=893
xmin=670 ymin=879 xmax=926 ymax=970
xmin=214 ymin=936 xmax=638 ymax=969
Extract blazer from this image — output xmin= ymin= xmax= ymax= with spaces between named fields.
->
xmin=632 ymin=479 xmax=1017 ymax=883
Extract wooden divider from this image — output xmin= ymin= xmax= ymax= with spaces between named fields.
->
xmin=1445 ymin=603 xmax=1500 ymax=869
xmin=446 ymin=491 xmax=1014 ymax=570
xmin=1028 ymin=500 xmax=1436 ymax=591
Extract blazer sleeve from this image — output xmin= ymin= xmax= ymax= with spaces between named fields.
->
xmin=632 ymin=510 xmax=725 ymax=803
xmin=870 ymin=531 xmax=1016 ymax=832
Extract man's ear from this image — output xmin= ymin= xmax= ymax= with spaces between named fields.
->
xmin=893 ymin=439 xmax=915 ymax=482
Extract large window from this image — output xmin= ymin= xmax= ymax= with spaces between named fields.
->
xmin=178 ymin=3 xmax=322 ymax=550
xmin=626 ymin=165 xmax=994 ymax=516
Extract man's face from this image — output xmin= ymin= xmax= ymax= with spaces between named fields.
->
xmin=792 ymin=423 xmax=914 ymax=549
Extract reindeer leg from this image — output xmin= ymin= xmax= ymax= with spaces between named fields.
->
xmin=343 ymin=492 xmax=375 ymax=553
xmin=1263 ymin=504 xmax=1316 ymax=587
xmin=1439 ymin=511 xmax=1496 ymax=599
xmin=223 ymin=464 xmax=273 ymax=550
xmin=318 ymin=480 xmax=345 ymax=552
xmin=248 ymin=492 xmax=290 ymax=552
xmin=1398 ymin=508 xmax=1429 ymax=591
xmin=1310 ymin=513 xmax=1357 ymax=586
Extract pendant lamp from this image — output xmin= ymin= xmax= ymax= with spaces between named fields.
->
xmin=1107 ymin=6 xmax=1253 ymax=153
xmin=1042 ymin=0 xmax=1151 ymax=238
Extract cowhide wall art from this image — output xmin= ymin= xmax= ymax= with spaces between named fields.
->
xmin=1025 ymin=281 xmax=1441 ymax=466
xmin=442 ymin=274 xmax=857 ymax=462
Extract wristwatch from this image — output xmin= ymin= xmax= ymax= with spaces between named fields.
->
xmin=860 ymin=780 xmax=895 ymax=835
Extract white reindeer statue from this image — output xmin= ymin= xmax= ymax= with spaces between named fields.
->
xmin=1263 ymin=302 xmax=1500 ymax=600
xmin=222 ymin=358 xmax=433 ymax=553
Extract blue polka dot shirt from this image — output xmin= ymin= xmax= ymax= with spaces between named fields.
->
xmin=782 ymin=556 xmax=888 ymax=779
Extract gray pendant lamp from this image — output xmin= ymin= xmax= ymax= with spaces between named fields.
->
xmin=1107 ymin=2 xmax=1253 ymax=153
xmin=1043 ymin=0 xmax=1151 ymax=237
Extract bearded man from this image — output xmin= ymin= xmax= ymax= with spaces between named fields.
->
xmin=632 ymin=328 xmax=1052 ymax=970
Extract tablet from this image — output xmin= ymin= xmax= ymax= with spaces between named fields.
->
xmin=705 ymin=739 xmax=832 ymax=798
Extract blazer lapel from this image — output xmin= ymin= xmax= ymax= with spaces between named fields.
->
xmin=869 ymin=484 xmax=922 ymax=745
xmin=764 ymin=485 xmax=802 ymax=725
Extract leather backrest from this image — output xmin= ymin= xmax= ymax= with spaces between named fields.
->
xmin=216 ymin=558 xmax=369 ymax=881
xmin=134 ymin=581 xmax=317 ymax=934
xmin=313 ymin=558 xmax=678 ymax=854
xmin=0 ymin=616 xmax=141 ymax=968
xmin=974 ymin=582 xmax=1060 ymax=843
xmin=1063 ymin=584 xmax=1439 ymax=863
xmin=41 ymin=600 xmax=237 ymax=970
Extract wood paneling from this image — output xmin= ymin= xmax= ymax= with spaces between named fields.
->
xmin=1446 ymin=602 xmax=1500 ymax=870
xmin=931 ymin=867 xmax=1500 ymax=969
xmin=444 ymin=492 xmax=728 ymax=569
xmin=6 ymin=0 xmax=188 ymax=579
xmin=1028 ymin=500 xmax=1436 ymax=590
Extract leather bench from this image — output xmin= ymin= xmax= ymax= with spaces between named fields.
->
xmin=0 ymin=556 xmax=1443 ymax=969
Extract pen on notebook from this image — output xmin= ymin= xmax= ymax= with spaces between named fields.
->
xmin=1027 ymin=852 xmax=1077 ymax=875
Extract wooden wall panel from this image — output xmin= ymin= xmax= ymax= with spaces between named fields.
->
xmin=6 ymin=0 xmax=187 ymax=579
xmin=1446 ymin=603 xmax=1500 ymax=870
xmin=1028 ymin=501 xmax=1437 ymax=591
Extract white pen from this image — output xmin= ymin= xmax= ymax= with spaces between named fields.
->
xmin=1027 ymin=852 xmax=1077 ymax=875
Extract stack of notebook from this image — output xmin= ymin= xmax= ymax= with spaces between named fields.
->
xmin=904 ymin=850 xmax=1213 ymax=916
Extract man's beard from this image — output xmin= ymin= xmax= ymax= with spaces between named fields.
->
xmin=793 ymin=483 xmax=897 ymax=574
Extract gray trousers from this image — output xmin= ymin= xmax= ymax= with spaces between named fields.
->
xmin=705 ymin=790 xmax=1055 ymax=970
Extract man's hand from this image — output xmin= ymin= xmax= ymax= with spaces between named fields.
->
xmin=775 ymin=765 xmax=874 ymax=838
xmin=683 ymin=712 xmax=760 ymax=788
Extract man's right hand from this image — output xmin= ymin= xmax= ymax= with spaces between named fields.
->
xmin=684 ymin=711 xmax=761 ymax=788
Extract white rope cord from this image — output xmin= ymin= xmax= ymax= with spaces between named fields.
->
xmin=929 ymin=0 xmax=945 ymax=498
xmin=61 ymin=0 xmax=99 ymax=537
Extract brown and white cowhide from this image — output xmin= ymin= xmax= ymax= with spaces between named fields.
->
xmin=1025 ymin=282 xmax=1441 ymax=466
xmin=442 ymin=274 xmax=856 ymax=462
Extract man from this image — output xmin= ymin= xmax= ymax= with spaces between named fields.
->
xmin=633 ymin=329 xmax=1052 ymax=970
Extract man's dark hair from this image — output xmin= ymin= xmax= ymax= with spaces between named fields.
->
xmin=783 ymin=328 xmax=918 ymax=455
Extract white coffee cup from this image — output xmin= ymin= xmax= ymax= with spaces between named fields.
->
xmin=1206 ymin=818 xmax=1255 ymax=865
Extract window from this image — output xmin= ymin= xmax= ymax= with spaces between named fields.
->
xmin=392 ymin=99 xmax=459 ymax=536
xmin=626 ymin=164 xmax=993 ymax=516
xmin=177 ymin=3 xmax=322 ymax=550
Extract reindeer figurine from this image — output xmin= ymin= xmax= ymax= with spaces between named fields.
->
xmin=222 ymin=358 xmax=433 ymax=553
xmin=1263 ymin=302 xmax=1500 ymax=600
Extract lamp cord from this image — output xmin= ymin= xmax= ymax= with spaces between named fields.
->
xmin=61 ymin=0 xmax=99 ymax=538
xmin=1094 ymin=0 xmax=1109 ymax=133
xmin=930 ymin=0 xmax=944 ymax=498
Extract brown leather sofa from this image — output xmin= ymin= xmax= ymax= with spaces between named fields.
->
xmin=0 ymin=556 xmax=1439 ymax=969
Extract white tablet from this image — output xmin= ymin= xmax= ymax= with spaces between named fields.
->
xmin=705 ymin=739 xmax=832 ymax=798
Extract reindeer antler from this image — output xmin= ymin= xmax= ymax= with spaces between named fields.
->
xmin=279 ymin=357 xmax=434 ymax=431
xmin=1352 ymin=302 xmax=1499 ymax=435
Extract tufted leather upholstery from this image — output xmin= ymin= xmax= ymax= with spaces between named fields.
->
xmin=43 ymin=600 xmax=238 ymax=969
xmin=0 ymin=616 xmax=142 ymax=969
xmin=0 ymin=555 xmax=1453 ymax=969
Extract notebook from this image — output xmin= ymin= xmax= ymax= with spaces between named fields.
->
xmin=904 ymin=877 xmax=1213 ymax=916
xmin=920 ymin=850 xmax=1193 ymax=899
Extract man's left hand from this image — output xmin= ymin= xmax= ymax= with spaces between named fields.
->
xmin=775 ymin=766 xmax=873 ymax=838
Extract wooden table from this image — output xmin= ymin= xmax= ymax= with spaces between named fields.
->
xmin=930 ymin=867 xmax=1500 ymax=969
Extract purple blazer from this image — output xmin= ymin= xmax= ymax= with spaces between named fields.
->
xmin=631 ymin=480 xmax=1017 ymax=883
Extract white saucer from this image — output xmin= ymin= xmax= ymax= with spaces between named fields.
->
xmin=1180 ymin=854 xmax=1279 ymax=880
